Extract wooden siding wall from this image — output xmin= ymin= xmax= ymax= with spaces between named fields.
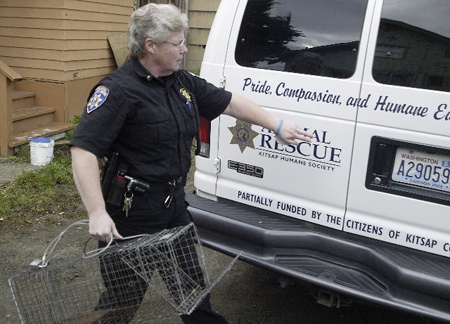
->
xmin=0 ymin=0 xmax=133 ymax=82
xmin=186 ymin=0 xmax=221 ymax=71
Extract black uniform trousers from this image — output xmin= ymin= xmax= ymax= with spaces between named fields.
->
xmin=93 ymin=183 xmax=228 ymax=324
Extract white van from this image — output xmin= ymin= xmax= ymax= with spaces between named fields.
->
xmin=185 ymin=0 xmax=450 ymax=321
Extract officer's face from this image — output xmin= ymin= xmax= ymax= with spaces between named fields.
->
xmin=153 ymin=30 xmax=188 ymax=76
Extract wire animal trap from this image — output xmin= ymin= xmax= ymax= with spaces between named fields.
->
xmin=8 ymin=221 xmax=239 ymax=324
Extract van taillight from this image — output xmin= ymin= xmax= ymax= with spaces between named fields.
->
xmin=199 ymin=117 xmax=210 ymax=158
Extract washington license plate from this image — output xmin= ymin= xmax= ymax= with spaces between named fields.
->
xmin=392 ymin=148 xmax=450 ymax=193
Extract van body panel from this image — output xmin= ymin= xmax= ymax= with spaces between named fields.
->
xmin=211 ymin=0 xmax=368 ymax=231
xmin=191 ymin=0 xmax=450 ymax=320
xmin=215 ymin=112 xmax=355 ymax=230
xmin=194 ymin=1 xmax=241 ymax=195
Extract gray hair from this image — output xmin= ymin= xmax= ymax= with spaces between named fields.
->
xmin=128 ymin=3 xmax=188 ymax=57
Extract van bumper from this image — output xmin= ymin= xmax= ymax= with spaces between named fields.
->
xmin=186 ymin=193 xmax=450 ymax=322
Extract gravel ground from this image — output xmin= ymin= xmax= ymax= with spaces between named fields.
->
xmin=0 ymin=158 xmax=38 ymax=187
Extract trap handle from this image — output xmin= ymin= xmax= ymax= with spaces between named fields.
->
xmin=37 ymin=220 xmax=145 ymax=268
xmin=37 ymin=220 xmax=112 ymax=267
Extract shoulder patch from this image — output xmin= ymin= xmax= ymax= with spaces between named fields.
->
xmin=86 ymin=86 xmax=110 ymax=114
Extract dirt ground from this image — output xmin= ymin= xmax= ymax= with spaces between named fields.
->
xmin=0 ymin=158 xmax=243 ymax=324
xmin=0 ymin=158 xmax=196 ymax=323
xmin=0 ymin=159 xmax=446 ymax=324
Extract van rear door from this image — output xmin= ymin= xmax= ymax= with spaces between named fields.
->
xmin=212 ymin=0 xmax=373 ymax=230
xmin=347 ymin=0 xmax=450 ymax=257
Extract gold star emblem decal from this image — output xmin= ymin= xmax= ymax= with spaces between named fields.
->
xmin=228 ymin=120 xmax=259 ymax=153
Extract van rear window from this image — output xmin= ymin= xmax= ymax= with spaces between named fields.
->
xmin=235 ymin=0 xmax=369 ymax=79
xmin=373 ymin=0 xmax=450 ymax=92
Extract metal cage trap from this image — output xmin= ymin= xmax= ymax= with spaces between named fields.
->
xmin=8 ymin=221 xmax=239 ymax=324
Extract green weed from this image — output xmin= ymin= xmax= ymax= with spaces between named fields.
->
xmin=0 ymin=145 xmax=82 ymax=225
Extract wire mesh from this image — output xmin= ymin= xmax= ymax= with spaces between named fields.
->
xmin=8 ymin=222 xmax=238 ymax=324
xmin=119 ymin=223 xmax=210 ymax=315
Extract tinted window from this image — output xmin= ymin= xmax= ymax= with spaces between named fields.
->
xmin=235 ymin=0 xmax=369 ymax=78
xmin=373 ymin=0 xmax=450 ymax=92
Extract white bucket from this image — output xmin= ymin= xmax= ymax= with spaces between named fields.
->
xmin=29 ymin=137 xmax=54 ymax=166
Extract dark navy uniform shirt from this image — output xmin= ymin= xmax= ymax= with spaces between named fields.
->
xmin=70 ymin=57 xmax=232 ymax=183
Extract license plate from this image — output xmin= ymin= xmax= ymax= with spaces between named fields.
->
xmin=392 ymin=148 xmax=450 ymax=193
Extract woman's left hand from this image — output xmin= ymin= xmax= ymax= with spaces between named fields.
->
xmin=276 ymin=119 xmax=314 ymax=144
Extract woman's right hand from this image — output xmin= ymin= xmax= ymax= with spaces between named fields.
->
xmin=88 ymin=210 xmax=123 ymax=242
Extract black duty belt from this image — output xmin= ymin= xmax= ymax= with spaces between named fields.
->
xmin=124 ymin=176 xmax=184 ymax=209
xmin=124 ymin=176 xmax=184 ymax=195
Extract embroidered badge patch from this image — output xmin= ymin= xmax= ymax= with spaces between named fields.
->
xmin=86 ymin=86 xmax=109 ymax=114
xmin=228 ymin=120 xmax=259 ymax=153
